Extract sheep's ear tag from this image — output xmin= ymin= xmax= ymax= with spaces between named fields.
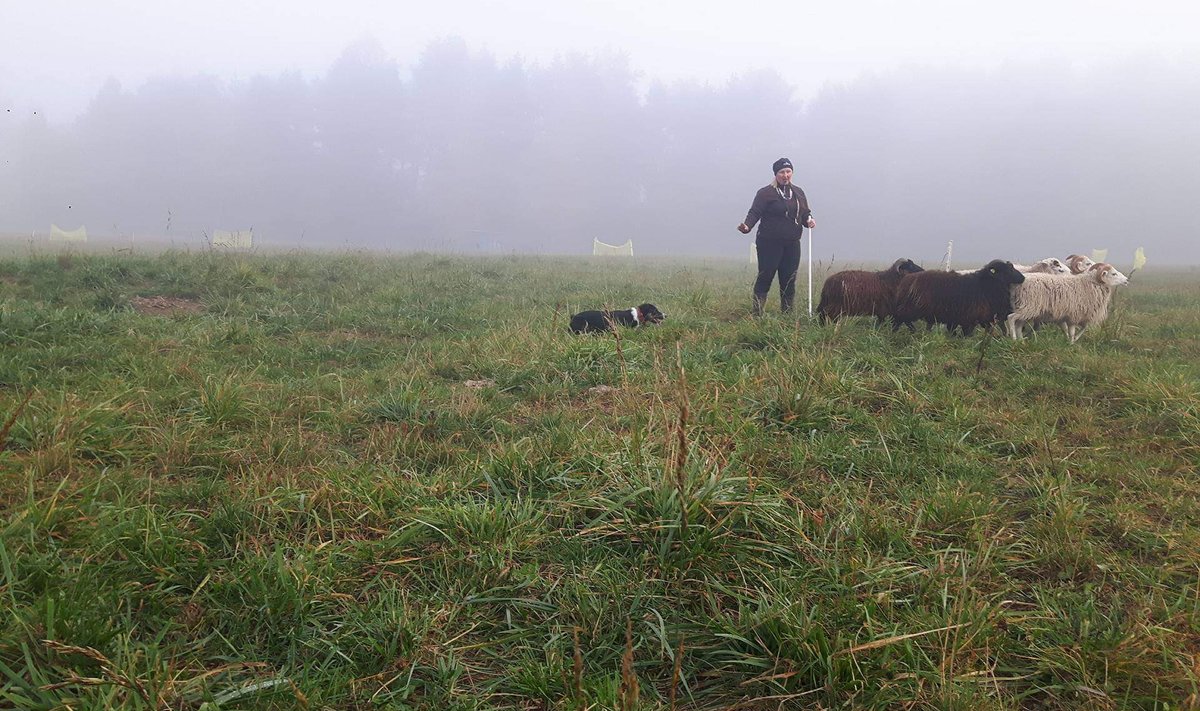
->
xmin=990 ymin=267 xmax=996 ymax=274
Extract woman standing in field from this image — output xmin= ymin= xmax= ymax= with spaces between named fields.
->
xmin=738 ymin=157 xmax=816 ymax=316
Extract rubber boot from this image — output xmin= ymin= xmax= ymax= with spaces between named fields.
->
xmin=752 ymin=292 xmax=767 ymax=317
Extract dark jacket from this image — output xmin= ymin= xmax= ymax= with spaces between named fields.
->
xmin=744 ymin=183 xmax=811 ymax=242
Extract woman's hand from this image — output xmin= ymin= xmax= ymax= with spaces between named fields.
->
xmin=805 ymin=217 xmax=816 ymax=229
xmin=737 ymin=223 xmax=751 ymax=234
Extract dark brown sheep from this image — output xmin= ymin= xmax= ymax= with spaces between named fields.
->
xmin=817 ymin=258 xmax=925 ymax=324
xmin=893 ymin=259 xmax=1026 ymax=335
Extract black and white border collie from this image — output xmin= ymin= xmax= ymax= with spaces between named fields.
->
xmin=569 ymin=303 xmax=665 ymax=334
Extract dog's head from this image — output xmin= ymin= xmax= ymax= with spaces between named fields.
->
xmin=637 ymin=303 xmax=666 ymax=324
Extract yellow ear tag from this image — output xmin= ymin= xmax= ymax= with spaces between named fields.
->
xmin=990 ymin=268 xmax=996 ymax=274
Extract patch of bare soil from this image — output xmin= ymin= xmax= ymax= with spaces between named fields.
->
xmin=130 ymin=295 xmax=205 ymax=316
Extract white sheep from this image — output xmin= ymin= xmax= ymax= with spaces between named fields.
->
xmin=1006 ymin=263 xmax=1129 ymax=343
xmin=956 ymin=257 xmax=1069 ymax=275
xmin=1065 ymin=254 xmax=1095 ymax=274
xmin=1015 ymin=257 xmax=1070 ymax=275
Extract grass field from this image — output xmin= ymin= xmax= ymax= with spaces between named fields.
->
xmin=1 ymin=250 xmax=1198 ymax=710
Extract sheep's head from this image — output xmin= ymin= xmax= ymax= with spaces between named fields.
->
xmin=892 ymin=258 xmax=924 ymax=275
xmin=1088 ymin=262 xmax=1129 ymax=287
xmin=1037 ymin=257 xmax=1070 ymax=274
xmin=1024 ymin=259 xmax=1068 ymax=274
xmin=983 ymin=259 xmax=1025 ymax=284
xmin=1066 ymin=254 xmax=1095 ymax=274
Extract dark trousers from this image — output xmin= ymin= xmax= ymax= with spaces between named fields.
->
xmin=753 ymin=238 xmax=801 ymax=311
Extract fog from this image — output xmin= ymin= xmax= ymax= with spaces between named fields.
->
xmin=3 ymin=2 xmax=1200 ymax=265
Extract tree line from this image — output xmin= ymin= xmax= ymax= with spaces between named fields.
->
xmin=2 ymin=38 xmax=1197 ymax=262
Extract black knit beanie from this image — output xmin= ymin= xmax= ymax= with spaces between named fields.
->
xmin=772 ymin=157 xmax=793 ymax=174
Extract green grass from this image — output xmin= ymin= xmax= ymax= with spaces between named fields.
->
xmin=0 ymin=250 xmax=1197 ymax=709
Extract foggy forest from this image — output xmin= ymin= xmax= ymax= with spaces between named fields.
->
xmin=2 ymin=37 xmax=1198 ymax=264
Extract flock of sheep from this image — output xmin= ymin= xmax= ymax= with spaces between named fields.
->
xmin=817 ymin=253 xmax=1130 ymax=342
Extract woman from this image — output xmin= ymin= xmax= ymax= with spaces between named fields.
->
xmin=738 ymin=158 xmax=816 ymax=315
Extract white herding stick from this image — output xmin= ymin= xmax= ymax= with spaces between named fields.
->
xmin=807 ymin=225 xmax=814 ymax=317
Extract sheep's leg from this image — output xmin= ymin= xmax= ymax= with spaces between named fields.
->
xmin=1006 ymin=314 xmax=1022 ymax=340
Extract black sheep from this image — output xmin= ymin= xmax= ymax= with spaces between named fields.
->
xmin=893 ymin=260 xmax=1025 ymax=335
xmin=817 ymin=258 xmax=925 ymax=324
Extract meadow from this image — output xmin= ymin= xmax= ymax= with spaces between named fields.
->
xmin=0 ymin=250 xmax=1197 ymax=710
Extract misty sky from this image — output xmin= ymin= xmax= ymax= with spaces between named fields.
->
xmin=4 ymin=0 xmax=1199 ymax=122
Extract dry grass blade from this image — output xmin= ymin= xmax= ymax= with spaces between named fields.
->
xmin=41 ymin=640 xmax=160 ymax=709
xmin=618 ymin=617 xmax=639 ymax=711
xmin=832 ymin=623 xmax=967 ymax=657
xmin=0 ymin=389 xmax=34 ymax=453
xmin=573 ymin=626 xmax=584 ymax=700
xmin=611 ymin=314 xmax=628 ymax=383
xmin=673 ymin=341 xmax=691 ymax=536
xmin=176 ymin=661 xmax=270 ymax=689
xmin=669 ymin=638 xmax=684 ymax=711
